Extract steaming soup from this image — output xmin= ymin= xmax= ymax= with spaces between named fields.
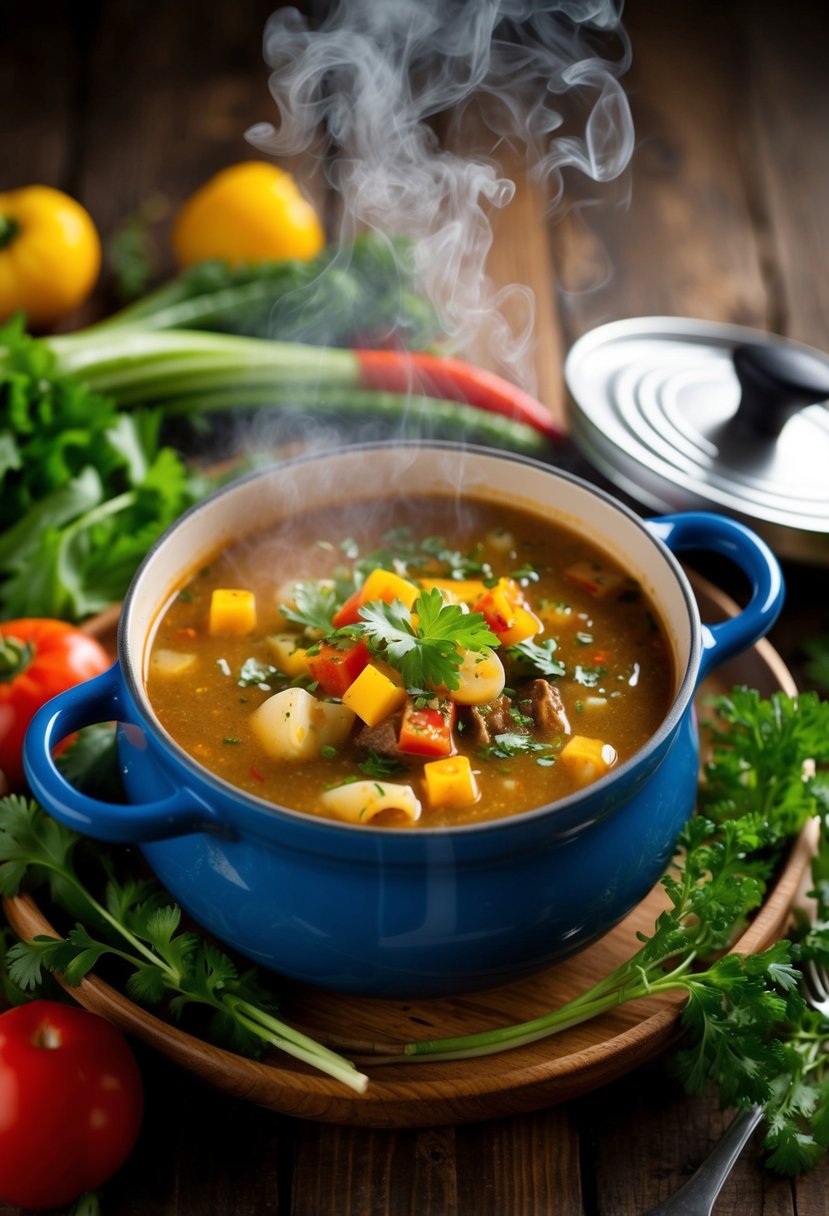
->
xmin=146 ymin=497 xmax=674 ymax=826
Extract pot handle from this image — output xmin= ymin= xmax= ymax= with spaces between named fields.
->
xmin=22 ymin=663 xmax=219 ymax=844
xmin=644 ymin=512 xmax=784 ymax=683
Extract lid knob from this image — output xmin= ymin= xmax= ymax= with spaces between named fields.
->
xmin=731 ymin=341 xmax=829 ymax=439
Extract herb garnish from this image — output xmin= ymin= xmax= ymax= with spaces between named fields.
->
xmin=508 ymin=637 xmax=566 ymax=679
xmin=280 ymin=580 xmax=342 ymax=635
xmin=358 ymin=750 xmax=407 ymax=779
xmin=353 ymin=588 xmax=498 ymax=691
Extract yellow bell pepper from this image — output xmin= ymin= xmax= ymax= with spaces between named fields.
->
xmin=0 ymin=185 xmax=101 ymax=328
xmin=172 ymin=161 xmax=325 ymax=269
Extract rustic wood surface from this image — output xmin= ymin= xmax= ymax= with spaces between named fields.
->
xmin=2 ymin=0 xmax=829 ymax=1212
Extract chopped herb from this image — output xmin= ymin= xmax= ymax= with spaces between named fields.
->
xmin=238 ymin=657 xmax=281 ymax=688
xmin=223 ymin=737 xmax=242 ymax=745
xmin=320 ymin=744 xmax=338 ymax=760
xmin=315 ymin=539 xmax=335 ymax=551
xmin=509 ymin=638 xmax=566 ymax=679
xmin=178 ymin=589 xmax=194 ymax=603
xmin=574 ymin=664 xmax=607 ymax=688
xmin=510 ymin=564 xmax=542 ymax=583
xmin=358 ymin=750 xmax=407 ymax=779
xmin=340 ymin=537 xmax=360 ymax=560
xmin=479 ymin=732 xmax=557 ymax=762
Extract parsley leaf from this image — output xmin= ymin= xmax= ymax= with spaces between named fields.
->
xmin=280 ymin=580 xmax=342 ymax=635
xmin=509 ymin=637 xmax=566 ymax=679
xmin=357 ymin=588 xmax=498 ymax=691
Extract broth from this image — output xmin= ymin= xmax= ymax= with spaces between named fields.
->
xmin=146 ymin=496 xmax=674 ymax=827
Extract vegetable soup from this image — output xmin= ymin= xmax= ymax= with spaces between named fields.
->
xmin=146 ymin=497 xmax=674 ymax=827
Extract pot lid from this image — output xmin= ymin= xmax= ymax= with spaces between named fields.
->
xmin=564 ymin=316 xmax=829 ymax=564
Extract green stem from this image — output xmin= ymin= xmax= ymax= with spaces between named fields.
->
xmin=0 ymin=633 xmax=34 ymax=681
xmin=0 ymin=214 xmax=20 ymax=250
xmin=30 ymin=856 xmax=366 ymax=1090
xmin=225 ymin=996 xmax=368 ymax=1094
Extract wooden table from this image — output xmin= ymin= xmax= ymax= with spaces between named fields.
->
xmin=2 ymin=1 xmax=828 ymax=1211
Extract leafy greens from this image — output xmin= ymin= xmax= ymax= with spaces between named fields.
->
xmin=0 ymin=316 xmax=206 ymax=620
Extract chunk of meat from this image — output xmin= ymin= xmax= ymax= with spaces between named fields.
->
xmin=524 ymin=679 xmax=571 ymax=736
xmin=355 ymin=714 xmax=405 ymax=760
xmin=462 ymin=694 xmax=514 ymax=748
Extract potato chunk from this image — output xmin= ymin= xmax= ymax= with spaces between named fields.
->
xmin=251 ymin=687 xmax=355 ymax=761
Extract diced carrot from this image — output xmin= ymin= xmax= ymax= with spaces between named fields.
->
xmin=424 ymin=755 xmax=480 ymax=808
xmin=472 ymin=578 xmax=541 ymax=646
xmin=332 ymin=567 xmax=421 ymax=628
xmin=209 ymin=588 xmax=257 ymax=635
xmin=306 ymin=638 xmax=370 ymax=698
xmin=398 ymin=696 xmax=456 ymax=757
xmin=342 ymin=662 xmax=407 ymax=726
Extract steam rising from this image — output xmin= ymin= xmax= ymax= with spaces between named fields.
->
xmin=247 ymin=0 xmax=633 ymax=391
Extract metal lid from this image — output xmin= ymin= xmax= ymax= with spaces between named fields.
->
xmin=564 ymin=317 xmax=829 ymax=564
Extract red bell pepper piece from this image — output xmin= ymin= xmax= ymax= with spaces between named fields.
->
xmin=356 ymin=350 xmax=563 ymax=442
xmin=398 ymin=696 xmax=456 ymax=757
xmin=306 ymin=639 xmax=370 ymax=698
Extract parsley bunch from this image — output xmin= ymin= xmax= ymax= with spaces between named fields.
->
xmin=0 ymin=795 xmax=366 ymax=1093
xmin=381 ymin=689 xmax=829 ymax=1174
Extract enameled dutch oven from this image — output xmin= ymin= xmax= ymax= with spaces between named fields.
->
xmin=23 ymin=443 xmax=784 ymax=998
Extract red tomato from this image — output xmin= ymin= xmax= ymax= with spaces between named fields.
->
xmin=0 ymin=618 xmax=110 ymax=791
xmin=0 ymin=1000 xmax=144 ymax=1209
xmin=398 ymin=696 xmax=456 ymax=757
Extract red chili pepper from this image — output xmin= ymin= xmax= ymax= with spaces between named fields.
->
xmin=356 ymin=349 xmax=564 ymax=442
xmin=306 ymin=639 xmax=370 ymax=698
xmin=0 ymin=618 xmax=110 ymax=792
xmin=398 ymin=696 xmax=456 ymax=757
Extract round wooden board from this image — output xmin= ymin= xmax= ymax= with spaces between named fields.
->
xmin=4 ymin=576 xmax=815 ymax=1127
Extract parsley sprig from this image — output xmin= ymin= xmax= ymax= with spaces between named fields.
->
xmin=350 ymin=588 xmax=498 ymax=691
xmin=0 ymin=796 xmax=366 ymax=1093
xmin=378 ymin=689 xmax=829 ymax=1174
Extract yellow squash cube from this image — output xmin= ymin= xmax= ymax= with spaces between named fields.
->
xmin=424 ymin=755 xmax=480 ymax=808
xmin=559 ymin=735 xmax=618 ymax=788
xmin=342 ymin=663 xmax=407 ymax=726
xmin=209 ymin=588 xmax=257 ymax=635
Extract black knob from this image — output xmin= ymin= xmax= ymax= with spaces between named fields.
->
xmin=731 ymin=341 xmax=829 ymax=439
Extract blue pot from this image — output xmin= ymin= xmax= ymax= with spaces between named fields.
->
xmin=23 ymin=443 xmax=784 ymax=998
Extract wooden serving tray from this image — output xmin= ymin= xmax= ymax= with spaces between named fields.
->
xmin=4 ymin=577 xmax=814 ymax=1128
